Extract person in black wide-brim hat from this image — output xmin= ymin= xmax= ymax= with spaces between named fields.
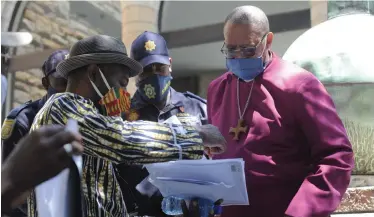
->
xmin=26 ymin=35 xmax=227 ymax=217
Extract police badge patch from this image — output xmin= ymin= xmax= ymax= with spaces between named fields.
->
xmin=144 ymin=40 xmax=156 ymax=51
xmin=1 ymin=119 xmax=16 ymax=140
xmin=127 ymin=109 xmax=140 ymax=122
xmin=143 ymin=84 xmax=156 ymax=99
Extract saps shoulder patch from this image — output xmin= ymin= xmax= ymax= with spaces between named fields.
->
xmin=1 ymin=119 xmax=16 ymax=140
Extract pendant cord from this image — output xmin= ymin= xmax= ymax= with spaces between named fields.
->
xmin=237 ymin=78 xmax=255 ymax=120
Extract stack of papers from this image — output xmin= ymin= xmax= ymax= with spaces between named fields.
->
xmin=145 ymin=158 xmax=249 ymax=206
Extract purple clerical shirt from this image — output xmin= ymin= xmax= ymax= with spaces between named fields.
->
xmin=207 ymin=53 xmax=354 ymax=217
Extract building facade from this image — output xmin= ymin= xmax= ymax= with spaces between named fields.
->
xmin=2 ymin=0 xmax=324 ymax=115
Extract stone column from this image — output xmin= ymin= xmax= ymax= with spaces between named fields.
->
xmin=310 ymin=0 xmax=328 ymax=27
xmin=120 ymin=0 xmax=160 ymax=95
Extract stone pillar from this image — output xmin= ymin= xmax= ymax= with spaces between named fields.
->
xmin=120 ymin=0 xmax=160 ymax=95
xmin=310 ymin=0 xmax=328 ymax=27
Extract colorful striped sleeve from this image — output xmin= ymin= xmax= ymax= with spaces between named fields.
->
xmin=48 ymin=94 xmax=204 ymax=164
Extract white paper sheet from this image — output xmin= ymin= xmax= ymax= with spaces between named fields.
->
xmin=35 ymin=119 xmax=83 ymax=217
xmin=145 ymin=158 xmax=249 ymax=206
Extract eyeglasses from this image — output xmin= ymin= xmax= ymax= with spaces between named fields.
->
xmin=220 ymin=33 xmax=268 ymax=59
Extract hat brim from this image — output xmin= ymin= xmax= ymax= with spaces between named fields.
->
xmin=139 ymin=55 xmax=170 ymax=67
xmin=56 ymin=53 xmax=143 ymax=78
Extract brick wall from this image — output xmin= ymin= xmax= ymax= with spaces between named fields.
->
xmin=8 ymin=1 xmax=121 ymax=108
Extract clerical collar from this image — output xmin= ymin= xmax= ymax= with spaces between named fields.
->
xmin=242 ymin=78 xmax=254 ymax=83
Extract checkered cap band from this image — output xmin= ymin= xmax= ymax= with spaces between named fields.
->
xmin=57 ymin=35 xmax=143 ymax=78
xmin=42 ymin=49 xmax=69 ymax=78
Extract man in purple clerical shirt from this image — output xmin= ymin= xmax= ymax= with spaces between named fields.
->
xmin=207 ymin=6 xmax=354 ymax=217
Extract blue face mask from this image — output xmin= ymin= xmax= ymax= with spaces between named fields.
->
xmin=226 ymin=57 xmax=265 ymax=81
xmin=138 ymin=74 xmax=173 ymax=103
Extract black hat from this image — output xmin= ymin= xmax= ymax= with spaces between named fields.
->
xmin=57 ymin=35 xmax=143 ymax=78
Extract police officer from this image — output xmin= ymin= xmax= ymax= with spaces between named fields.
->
xmin=1 ymin=49 xmax=68 ymax=217
xmin=115 ymin=31 xmax=208 ymax=217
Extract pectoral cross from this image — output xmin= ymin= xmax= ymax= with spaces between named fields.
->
xmin=229 ymin=119 xmax=248 ymax=141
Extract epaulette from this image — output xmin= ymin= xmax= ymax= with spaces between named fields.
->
xmin=5 ymin=100 xmax=34 ymax=119
xmin=183 ymin=91 xmax=207 ymax=104
xmin=1 ymin=100 xmax=38 ymax=140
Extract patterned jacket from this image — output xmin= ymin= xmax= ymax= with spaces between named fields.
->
xmin=27 ymin=92 xmax=204 ymax=217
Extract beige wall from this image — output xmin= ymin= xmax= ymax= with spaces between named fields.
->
xmin=310 ymin=0 xmax=328 ymax=27
xmin=121 ymin=1 xmax=160 ymax=96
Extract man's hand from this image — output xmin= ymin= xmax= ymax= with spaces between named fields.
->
xmin=195 ymin=124 xmax=227 ymax=156
xmin=181 ymin=199 xmax=223 ymax=217
xmin=1 ymin=125 xmax=83 ymax=212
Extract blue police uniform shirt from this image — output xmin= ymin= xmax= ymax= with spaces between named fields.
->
xmin=1 ymin=97 xmax=47 ymax=160
xmin=1 ymin=97 xmax=47 ymax=217
xmin=115 ymin=87 xmax=208 ymax=217
xmin=132 ymin=87 xmax=208 ymax=125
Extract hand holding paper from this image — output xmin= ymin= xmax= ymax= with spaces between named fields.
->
xmin=35 ymin=119 xmax=84 ymax=217
xmin=195 ymin=124 xmax=227 ymax=155
xmin=1 ymin=124 xmax=83 ymax=214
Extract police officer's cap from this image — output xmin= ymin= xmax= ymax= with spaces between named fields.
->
xmin=131 ymin=31 xmax=170 ymax=67
xmin=42 ymin=50 xmax=69 ymax=78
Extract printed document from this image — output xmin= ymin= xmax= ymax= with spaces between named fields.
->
xmin=145 ymin=158 xmax=249 ymax=206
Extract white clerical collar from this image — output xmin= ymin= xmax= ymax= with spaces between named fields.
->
xmin=243 ymin=79 xmax=254 ymax=83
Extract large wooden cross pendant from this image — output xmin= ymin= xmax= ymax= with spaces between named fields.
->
xmin=229 ymin=119 xmax=248 ymax=141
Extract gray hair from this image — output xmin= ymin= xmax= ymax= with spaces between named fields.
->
xmin=224 ymin=6 xmax=270 ymax=35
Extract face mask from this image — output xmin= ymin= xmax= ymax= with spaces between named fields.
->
xmin=226 ymin=41 xmax=267 ymax=81
xmin=138 ymin=74 xmax=173 ymax=104
xmin=89 ymin=69 xmax=131 ymax=117
xmin=226 ymin=57 xmax=265 ymax=81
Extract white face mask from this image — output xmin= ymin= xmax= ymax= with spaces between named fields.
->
xmin=89 ymin=68 xmax=111 ymax=98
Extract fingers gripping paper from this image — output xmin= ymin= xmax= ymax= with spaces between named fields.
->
xmin=35 ymin=119 xmax=84 ymax=217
